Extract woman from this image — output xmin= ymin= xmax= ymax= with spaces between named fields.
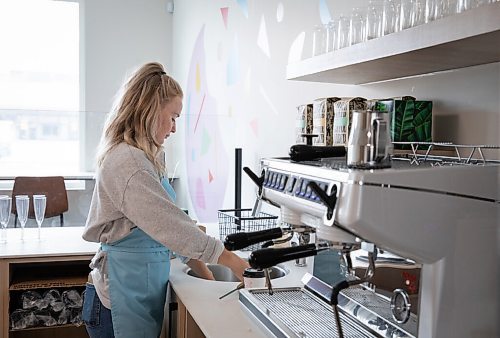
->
xmin=82 ymin=62 xmax=249 ymax=338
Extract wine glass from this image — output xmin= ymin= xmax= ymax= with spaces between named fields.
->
xmin=0 ymin=195 xmax=12 ymax=244
xmin=33 ymin=195 xmax=46 ymax=240
xmin=16 ymin=195 xmax=29 ymax=241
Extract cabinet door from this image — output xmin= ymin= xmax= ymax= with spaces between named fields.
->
xmin=176 ymin=298 xmax=205 ymax=338
xmin=1 ymin=261 xmax=8 ymax=338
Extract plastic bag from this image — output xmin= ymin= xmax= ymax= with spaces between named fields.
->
xmin=34 ymin=309 xmax=57 ymax=327
xmin=70 ymin=308 xmax=83 ymax=326
xmin=57 ymin=308 xmax=71 ymax=325
xmin=62 ymin=289 xmax=83 ymax=308
xmin=10 ymin=309 xmax=38 ymax=329
xmin=21 ymin=290 xmax=48 ymax=310
xmin=43 ymin=289 xmax=64 ymax=312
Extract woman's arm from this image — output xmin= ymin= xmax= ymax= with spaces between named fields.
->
xmin=217 ymin=249 xmax=250 ymax=282
xmin=186 ymin=259 xmax=215 ymax=280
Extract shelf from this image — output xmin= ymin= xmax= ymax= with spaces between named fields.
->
xmin=9 ymin=260 xmax=90 ymax=290
xmin=10 ymin=323 xmax=83 ymax=332
xmin=9 ymin=275 xmax=87 ymax=290
xmin=286 ymin=2 xmax=500 ymax=84
xmin=9 ymin=324 xmax=87 ymax=338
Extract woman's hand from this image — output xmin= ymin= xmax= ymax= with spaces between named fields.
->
xmin=217 ymin=249 xmax=250 ymax=282
xmin=186 ymin=259 xmax=215 ymax=280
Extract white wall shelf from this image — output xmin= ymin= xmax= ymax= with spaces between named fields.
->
xmin=286 ymin=2 xmax=500 ymax=84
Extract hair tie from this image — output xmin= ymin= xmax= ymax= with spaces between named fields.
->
xmin=159 ymin=71 xmax=166 ymax=75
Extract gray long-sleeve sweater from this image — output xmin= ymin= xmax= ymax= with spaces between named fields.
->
xmin=83 ymin=142 xmax=224 ymax=308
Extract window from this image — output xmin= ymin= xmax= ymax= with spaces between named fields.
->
xmin=0 ymin=0 xmax=80 ymax=176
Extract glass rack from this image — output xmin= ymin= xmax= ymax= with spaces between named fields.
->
xmin=392 ymin=142 xmax=500 ymax=166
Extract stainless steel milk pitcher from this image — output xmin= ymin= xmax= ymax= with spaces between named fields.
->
xmin=347 ymin=110 xmax=392 ymax=169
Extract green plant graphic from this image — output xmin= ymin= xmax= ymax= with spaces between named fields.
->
xmin=393 ymin=100 xmax=415 ymax=143
xmin=412 ymin=101 xmax=433 ymax=142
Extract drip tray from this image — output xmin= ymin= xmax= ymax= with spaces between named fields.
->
xmin=239 ymin=288 xmax=376 ymax=338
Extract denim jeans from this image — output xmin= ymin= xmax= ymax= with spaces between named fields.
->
xmin=82 ymin=283 xmax=115 ymax=338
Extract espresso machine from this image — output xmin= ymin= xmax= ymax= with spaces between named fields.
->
xmin=225 ymin=142 xmax=499 ymax=338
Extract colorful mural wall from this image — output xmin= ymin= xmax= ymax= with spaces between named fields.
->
xmin=178 ymin=0 xmax=336 ymax=222
xmin=184 ymin=27 xmax=229 ymax=222
xmin=173 ymin=0 xmax=499 ymax=222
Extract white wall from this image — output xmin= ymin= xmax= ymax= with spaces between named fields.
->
xmin=169 ymin=0 xmax=499 ymax=221
xmin=82 ymin=0 xmax=174 ymax=171
xmin=6 ymin=0 xmax=498 ymax=226
xmin=1 ymin=0 xmax=175 ymax=228
xmin=72 ymin=0 xmax=174 ymax=226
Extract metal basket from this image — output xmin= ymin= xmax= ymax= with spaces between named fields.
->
xmin=217 ymin=208 xmax=278 ymax=251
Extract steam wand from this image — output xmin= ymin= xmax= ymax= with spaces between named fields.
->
xmin=224 ymin=227 xmax=294 ymax=295
xmin=264 ymin=269 xmax=273 ymax=295
xmin=259 ymin=234 xmax=294 ymax=295
xmin=260 ymin=233 xmax=294 ymax=249
xmin=330 ymin=242 xmax=377 ymax=338
xmin=249 ymin=244 xmax=328 ymax=295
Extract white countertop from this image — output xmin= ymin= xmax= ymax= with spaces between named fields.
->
xmin=169 ymin=257 xmax=311 ymax=338
xmin=169 ymin=223 xmax=313 ymax=338
xmin=0 ymin=224 xmax=419 ymax=337
xmin=0 ymin=226 xmax=99 ymax=259
xmin=0 ymin=224 xmax=312 ymax=337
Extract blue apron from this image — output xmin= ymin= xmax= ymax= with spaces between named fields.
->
xmin=102 ymin=177 xmax=175 ymax=338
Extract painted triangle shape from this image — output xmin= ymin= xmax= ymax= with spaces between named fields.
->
xmin=220 ymin=7 xmax=229 ymax=29
xmin=236 ymin=0 xmax=248 ymax=18
xmin=250 ymin=118 xmax=258 ymax=136
xmin=257 ymin=15 xmax=270 ymax=58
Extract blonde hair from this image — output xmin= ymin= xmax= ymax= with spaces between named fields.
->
xmin=97 ymin=62 xmax=183 ymax=174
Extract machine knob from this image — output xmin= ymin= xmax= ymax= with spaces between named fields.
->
xmin=390 ymin=289 xmax=411 ymax=324
xmin=308 ymin=181 xmax=337 ymax=220
xmin=243 ymin=167 xmax=265 ymax=195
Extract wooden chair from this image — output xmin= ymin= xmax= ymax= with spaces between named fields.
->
xmin=11 ymin=176 xmax=69 ymax=227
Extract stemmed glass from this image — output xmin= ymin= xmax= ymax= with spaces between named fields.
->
xmin=16 ymin=195 xmax=29 ymax=241
xmin=0 ymin=196 xmax=12 ymax=244
xmin=33 ymin=195 xmax=46 ymax=240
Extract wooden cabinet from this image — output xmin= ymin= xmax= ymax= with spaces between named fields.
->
xmin=0 ymin=227 xmax=99 ymax=338
xmin=0 ymin=255 xmax=92 ymax=338
xmin=169 ymin=291 xmax=205 ymax=338
xmin=0 ymin=228 xmax=182 ymax=338
xmin=287 ymin=2 xmax=500 ymax=84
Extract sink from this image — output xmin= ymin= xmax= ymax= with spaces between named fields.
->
xmin=186 ymin=264 xmax=289 ymax=282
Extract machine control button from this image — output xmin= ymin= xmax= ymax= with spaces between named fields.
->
xmin=274 ymin=173 xmax=280 ymax=188
xmin=310 ymin=187 xmax=317 ymax=200
xmin=304 ymin=185 xmax=312 ymax=198
xmin=264 ymin=170 xmax=270 ymax=186
xmin=269 ymin=172 xmax=275 ymax=188
xmin=264 ymin=171 xmax=272 ymax=187
xmin=299 ymin=180 xmax=308 ymax=197
xmin=279 ymin=175 xmax=288 ymax=191
xmin=270 ymin=172 xmax=278 ymax=188
xmin=287 ymin=177 xmax=296 ymax=193
xmin=294 ymin=179 xmax=302 ymax=196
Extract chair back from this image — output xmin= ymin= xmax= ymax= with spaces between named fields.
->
xmin=11 ymin=176 xmax=69 ymax=220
